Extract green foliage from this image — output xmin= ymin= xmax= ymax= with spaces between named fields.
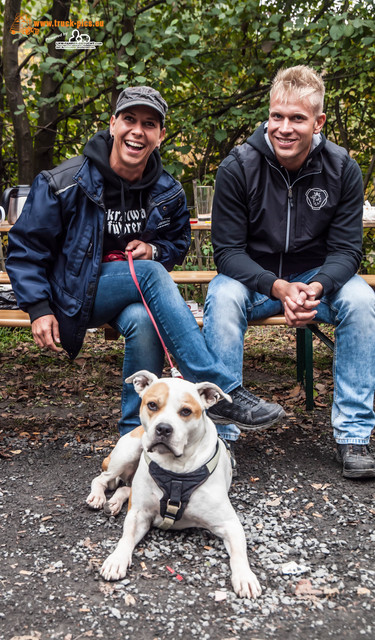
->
xmin=361 ymin=229 xmax=375 ymax=274
xmin=0 ymin=0 xmax=374 ymax=214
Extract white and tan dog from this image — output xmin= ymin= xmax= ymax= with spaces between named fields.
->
xmin=86 ymin=371 xmax=261 ymax=599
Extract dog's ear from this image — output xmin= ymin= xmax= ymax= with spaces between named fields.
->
xmin=195 ymin=382 xmax=232 ymax=409
xmin=125 ymin=370 xmax=158 ymax=397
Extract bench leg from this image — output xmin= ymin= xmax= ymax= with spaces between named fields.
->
xmin=104 ymin=327 xmax=121 ymax=340
xmin=296 ymin=327 xmax=314 ymax=411
xmin=296 ymin=328 xmax=305 ymax=385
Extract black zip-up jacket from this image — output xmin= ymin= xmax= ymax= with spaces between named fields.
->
xmin=212 ymin=122 xmax=364 ymax=298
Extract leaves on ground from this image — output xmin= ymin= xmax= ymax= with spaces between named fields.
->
xmin=0 ymin=326 xmax=335 ymax=458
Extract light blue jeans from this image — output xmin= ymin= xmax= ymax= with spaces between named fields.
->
xmin=203 ymin=269 xmax=375 ymax=445
xmin=89 ymin=261 xmax=240 ymax=438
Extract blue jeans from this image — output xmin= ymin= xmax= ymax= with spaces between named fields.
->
xmin=203 ymin=269 xmax=375 ymax=445
xmin=89 ymin=261 xmax=239 ymax=438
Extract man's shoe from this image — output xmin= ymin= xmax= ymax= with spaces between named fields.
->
xmin=208 ymin=385 xmax=285 ymax=432
xmin=336 ymin=444 xmax=375 ymax=479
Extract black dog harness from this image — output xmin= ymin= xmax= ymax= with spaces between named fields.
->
xmin=143 ymin=440 xmax=221 ymax=530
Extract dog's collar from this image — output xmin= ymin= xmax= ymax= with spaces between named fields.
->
xmin=143 ymin=439 xmax=221 ymax=530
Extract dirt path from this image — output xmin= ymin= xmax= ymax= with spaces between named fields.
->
xmin=1 ymin=331 xmax=374 ymax=639
xmin=1 ymin=417 xmax=375 ymax=640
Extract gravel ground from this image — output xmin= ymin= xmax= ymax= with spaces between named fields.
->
xmin=1 ymin=419 xmax=375 ymax=640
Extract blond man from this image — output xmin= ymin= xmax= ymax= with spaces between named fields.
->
xmin=204 ymin=66 xmax=375 ymax=479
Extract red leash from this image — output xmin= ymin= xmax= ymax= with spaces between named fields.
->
xmin=127 ymin=251 xmax=183 ymax=378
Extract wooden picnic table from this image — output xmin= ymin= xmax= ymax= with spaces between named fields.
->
xmin=1 ymin=218 xmax=375 ymax=272
xmin=189 ymin=220 xmax=375 ymax=229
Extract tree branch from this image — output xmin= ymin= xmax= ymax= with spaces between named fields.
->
xmin=135 ymin=0 xmax=166 ymax=16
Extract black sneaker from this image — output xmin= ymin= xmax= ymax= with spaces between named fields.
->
xmin=208 ymin=386 xmax=285 ymax=432
xmin=336 ymin=444 xmax=375 ymax=479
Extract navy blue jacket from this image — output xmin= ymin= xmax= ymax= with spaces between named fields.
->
xmin=6 ymin=154 xmax=190 ymax=359
xmin=212 ymin=123 xmax=364 ymax=298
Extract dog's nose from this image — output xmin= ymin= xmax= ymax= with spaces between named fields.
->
xmin=155 ymin=423 xmax=173 ymax=438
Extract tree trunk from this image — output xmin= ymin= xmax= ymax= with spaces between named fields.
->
xmin=0 ymin=55 xmax=5 ymax=192
xmin=33 ymin=0 xmax=71 ymax=174
xmin=3 ymin=0 xmax=33 ymax=185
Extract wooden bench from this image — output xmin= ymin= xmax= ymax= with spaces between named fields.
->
xmin=1 ymin=269 xmax=374 ymax=410
xmin=0 ymin=268 xmax=298 ymax=331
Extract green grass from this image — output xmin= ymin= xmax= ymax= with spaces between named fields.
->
xmin=0 ymin=327 xmax=35 ymax=350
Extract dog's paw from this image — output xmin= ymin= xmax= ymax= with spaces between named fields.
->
xmin=232 ymin=570 xmax=262 ymax=599
xmin=100 ymin=553 xmax=128 ymax=581
xmin=86 ymin=491 xmax=106 ymax=510
xmin=103 ymin=486 xmax=131 ymax=517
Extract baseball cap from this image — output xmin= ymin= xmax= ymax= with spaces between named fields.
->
xmin=115 ymin=86 xmax=168 ymax=126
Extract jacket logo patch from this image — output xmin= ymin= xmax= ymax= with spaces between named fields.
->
xmin=306 ymin=188 xmax=328 ymax=210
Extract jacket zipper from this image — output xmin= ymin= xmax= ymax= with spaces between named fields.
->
xmin=265 ymin=159 xmax=321 ymax=276
xmin=152 ymin=186 xmax=184 ymax=208
xmin=75 ymin=179 xmax=106 ymax=331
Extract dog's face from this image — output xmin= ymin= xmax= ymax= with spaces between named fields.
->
xmin=126 ymin=371 xmax=230 ymax=458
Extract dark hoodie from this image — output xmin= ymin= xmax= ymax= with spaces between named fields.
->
xmin=84 ymin=129 xmax=164 ymax=255
xmin=212 ymin=122 xmax=363 ymax=298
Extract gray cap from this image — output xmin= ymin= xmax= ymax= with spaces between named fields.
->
xmin=115 ymin=86 xmax=168 ymax=126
